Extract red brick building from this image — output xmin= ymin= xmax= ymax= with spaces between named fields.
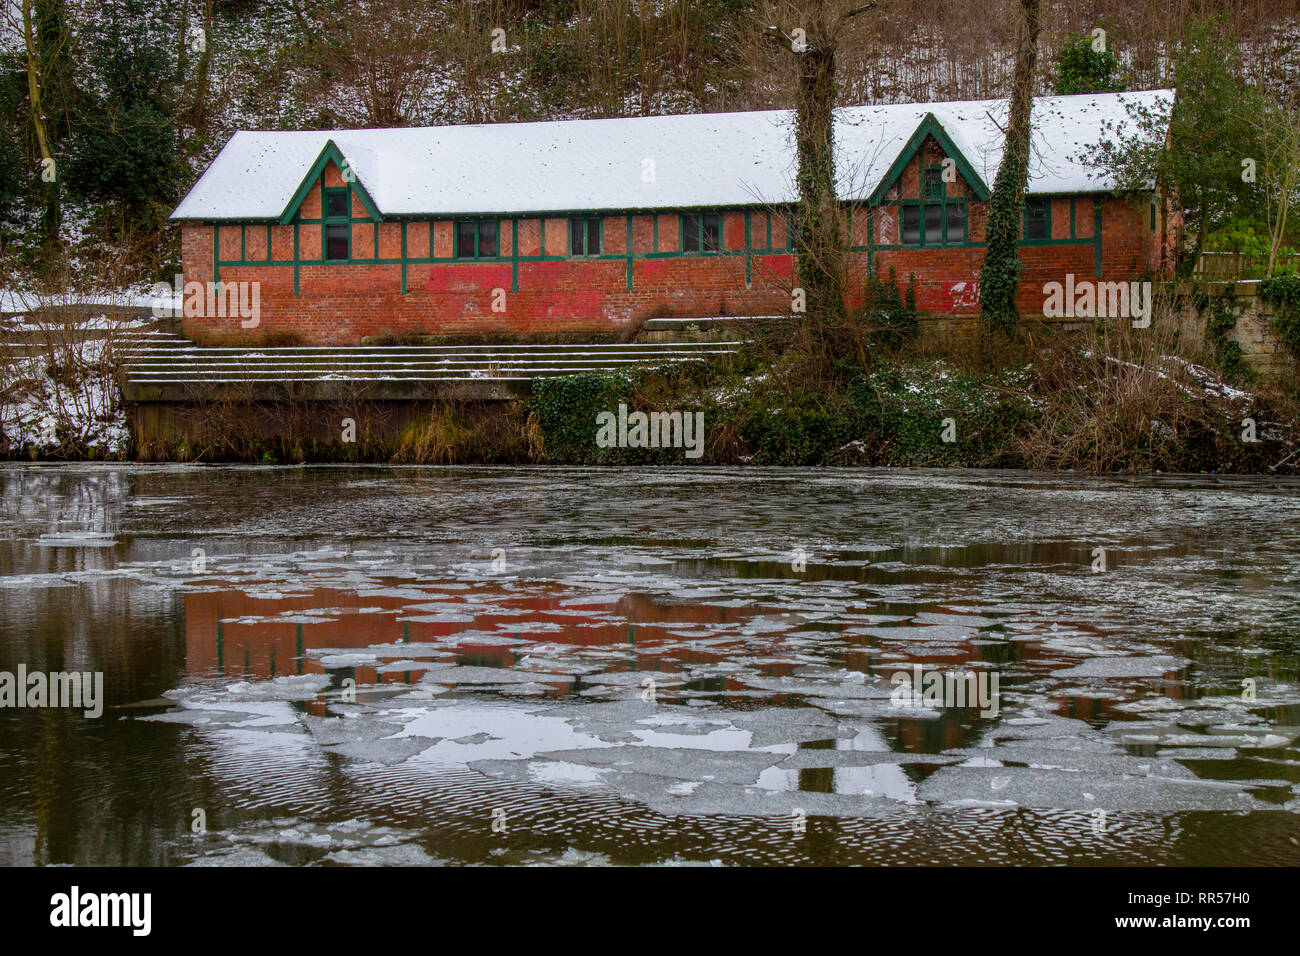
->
xmin=171 ymin=91 xmax=1175 ymax=344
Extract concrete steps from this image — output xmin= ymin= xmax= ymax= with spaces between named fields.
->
xmin=117 ymin=329 xmax=743 ymax=401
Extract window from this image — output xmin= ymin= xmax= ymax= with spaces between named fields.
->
xmin=325 ymin=224 xmax=350 ymax=261
xmin=900 ymin=201 xmax=966 ymax=247
xmin=1025 ymin=199 xmax=1049 ymax=240
xmin=479 ymin=220 xmax=498 ymax=257
xmin=924 ymin=165 xmax=945 ymax=201
xmin=456 ymin=221 xmax=476 ymax=257
xmin=325 ymin=188 xmax=350 ymax=219
xmin=323 ymin=187 xmax=350 ymax=261
xmin=682 ymin=212 xmax=722 ymax=253
xmin=456 ymin=219 xmax=499 ymax=258
xmin=946 ymin=202 xmax=967 ymax=243
xmin=570 ymin=217 xmax=602 ymax=256
xmin=901 ymin=206 xmax=921 ymax=245
xmin=924 ymin=203 xmax=943 ymax=243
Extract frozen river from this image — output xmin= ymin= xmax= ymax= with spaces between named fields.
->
xmin=1 ymin=463 xmax=1298 ymax=865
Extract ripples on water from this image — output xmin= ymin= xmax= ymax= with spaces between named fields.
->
xmin=0 ymin=464 xmax=1298 ymax=866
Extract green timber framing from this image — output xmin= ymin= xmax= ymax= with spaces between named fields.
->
xmin=205 ymin=134 xmax=1111 ymax=294
xmin=209 ymin=197 xmax=1108 ymax=289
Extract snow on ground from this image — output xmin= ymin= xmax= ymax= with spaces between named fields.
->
xmin=0 ymin=287 xmax=168 ymax=314
xmin=0 ymin=336 xmax=129 ymax=455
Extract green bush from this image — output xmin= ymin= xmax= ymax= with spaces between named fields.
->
xmin=526 ymin=370 xmax=635 ymax=463
xmin=1055 ymin=35 xmax=1125 ymax=95
xmin=862 ymin=267 xmax=919 ymax=349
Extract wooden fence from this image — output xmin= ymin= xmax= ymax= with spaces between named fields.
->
xmin=1194 ymin=252 xmax=1300 ymax=279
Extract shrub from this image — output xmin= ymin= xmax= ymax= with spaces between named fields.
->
xmin=526 ymin=371 xmax=634 ymax=463
xmin=862 ymin=268 xmax=919 ymax=350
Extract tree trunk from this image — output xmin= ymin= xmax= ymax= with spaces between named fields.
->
xmin=978 ymin=0 xmax=1040 ymax=337
xmin=191 ymin=0 xmax=214 ymax=135
xmin=793 ymin=39 xmax=847 ymax=332
xmin=22 ymin=0 xmax=60 ymax=243
xmin=1179 ymin=202 xmax=1207 ymax=280
xmin=1265 ymin=119 xmax=1299 ymax=279
xmin=176 ymin=0 xmax=190 ymax=85
xmin=22 ymin=0 xmax=52 ymax=167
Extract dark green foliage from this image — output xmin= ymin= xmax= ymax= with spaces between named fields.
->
xmin=1084 ymin=18 xmax=1268 ymax=277
xmin=738 ymin=392 xmax=861 ymax=465
xmin=65 ymin=0 xmax=185 ymax=230
xmin=0 ymin=100 xmax=23 ymax=227
xmin=735 ymin=364 xmax=1036 ymax=467
xmin=1054 ymin=34 xmax=1124 ymax=95
xmin=863 ymin=267 xmax=919 ymax=349
xmin=1260 ymin=274 xmax=1300 ymax=362
xmin=526 ymin=371 xmax=635 ymax=464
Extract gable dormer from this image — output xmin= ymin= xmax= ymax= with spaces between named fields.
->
xmin=868 ymin=115 xmax=990 ymax=247
xmin=870 ymin=114 xmax=989 ymax=205
xmin=278 ymin=139 xmax=382 ymax=226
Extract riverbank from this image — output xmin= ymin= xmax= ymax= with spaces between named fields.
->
xmin=4 ymin=313 xmax=1299 ymax=473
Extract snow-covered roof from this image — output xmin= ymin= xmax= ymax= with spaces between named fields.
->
xmin=171 ymin=90 xmax=1173 ymax=221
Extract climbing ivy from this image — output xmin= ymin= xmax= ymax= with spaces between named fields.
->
xmin=979 ymin=0 xmax=1040 ymax=337
xmin=527 ymin=371 xmax=634 ymax=463
xmin=1259 ymin=274 xmax=1300 ymax=362
xmin=1202 ymin=292 xmax=1252 ymax=383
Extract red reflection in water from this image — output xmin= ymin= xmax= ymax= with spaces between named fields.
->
xmin=183 ymin=582 xmax=762 ymax=696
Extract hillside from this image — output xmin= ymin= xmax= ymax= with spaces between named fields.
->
xmin=0 ymin=0 xmax=1296 ymax=290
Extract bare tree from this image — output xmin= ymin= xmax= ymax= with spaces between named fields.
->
xmin=5 ymin=0 xmax=72 ymax=241
xmin=762 ymin=1 xmax=881 ymax=344
xmin=1249 ymin=97 xmax=1300 ymax=278
xmin=287 ymin=0 xmax=525 ymax=127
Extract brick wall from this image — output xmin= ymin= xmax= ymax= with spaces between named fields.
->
xmin=179 ymin=195 xmax=1161 ymax=344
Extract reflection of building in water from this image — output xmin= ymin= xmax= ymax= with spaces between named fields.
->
xmin=183 ymin=584 xmax=761 ymax=692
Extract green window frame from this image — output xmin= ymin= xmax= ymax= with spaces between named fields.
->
xmin=570 ymin=217 xmax=602 ymax=256
xmin=681 ymin=211 xmax=722 ymax=253
xmin=1024 ymin=199 xmax=1050 ymax=241
xmin=899 ymin=198 xmax=966 ymax=247
xmin=323 ymin=186 xmax=350 ymax=261
xmin=455 ymin=219 xmax=500 ymax=259
xmin=324 ymin=187 xmax=350 ymax=220
xmin=924 ymin=164 xmax=945 ymax=201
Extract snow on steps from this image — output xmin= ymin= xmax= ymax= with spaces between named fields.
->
xmin=118 ymin=329 xmax=743 ymax=402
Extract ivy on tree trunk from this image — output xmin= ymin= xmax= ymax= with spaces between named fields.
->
xmin=979 ymin=0 xmax=1040 ymax=337
xmin=793 ymin=38 xmax=847 ymax=330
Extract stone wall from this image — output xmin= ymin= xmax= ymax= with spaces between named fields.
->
xmin=1161 ymin=280 xmax=1292 ymax=376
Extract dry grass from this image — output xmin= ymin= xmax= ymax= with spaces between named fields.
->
xmin=393 ymin=401 xmax=544 ymax=464
xmin=393 ymin=405 xmax=475 ymax=464
xmin=1015 ymin=320 xmax=1297 ymax=472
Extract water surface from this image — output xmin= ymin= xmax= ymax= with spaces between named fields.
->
xmin=1 ymin=464 xmax=1298 ymax=866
